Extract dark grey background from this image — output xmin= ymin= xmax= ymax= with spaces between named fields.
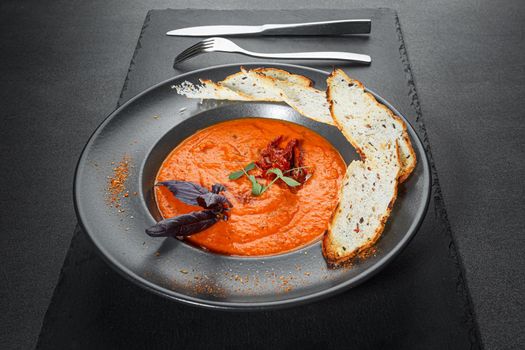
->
xmin=0 ymin=1 xmax=524 ymax=349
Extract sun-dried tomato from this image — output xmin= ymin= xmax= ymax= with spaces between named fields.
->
xmin=256 ymin=135 xmax=308 ymax=184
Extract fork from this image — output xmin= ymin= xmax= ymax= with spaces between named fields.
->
xmin=174 ymin=37 xmax=371 ymax=65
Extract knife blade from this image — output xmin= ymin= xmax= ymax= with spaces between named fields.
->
xmin=166 ymin=19 xmax=371 ymax=37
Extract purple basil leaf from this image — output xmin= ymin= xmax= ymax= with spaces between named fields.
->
xmin=211 ymin=183 xmax=226 ymax=194
xmin=196 ymin=192 xmax=232 ymax=210
xmin=157 ymin=180 xmax=209 ymax=206
xmin=145 ymin=210 xmax=218 ymax=237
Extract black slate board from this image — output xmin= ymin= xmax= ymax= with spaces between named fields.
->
xmin=37 ymin=9 xmax=482 ymax=349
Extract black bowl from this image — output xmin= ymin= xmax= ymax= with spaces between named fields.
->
xmin=74 ymin=63 xmax=431 ymax=309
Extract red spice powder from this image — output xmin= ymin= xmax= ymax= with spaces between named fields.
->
xmin=107 ymin=156 xmax=131 ymax=208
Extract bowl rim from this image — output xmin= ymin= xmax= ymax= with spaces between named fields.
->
xmin=74 ymin=62 xmax=431 ymax=310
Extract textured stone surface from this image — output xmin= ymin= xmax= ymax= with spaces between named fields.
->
xmin=0 ymin=1 xmax=523 ymax=349
xmin=36 ymin=9 xmax=478 ymax=349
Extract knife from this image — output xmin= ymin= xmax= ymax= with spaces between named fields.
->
xmin=166 ymin=19 xmax=371 ymax=37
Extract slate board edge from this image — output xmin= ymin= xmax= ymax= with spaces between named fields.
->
xmin=117 ymin=11 xmax=153 ymax=108
xmin=394 ymin=11 xmax=483 ymax=349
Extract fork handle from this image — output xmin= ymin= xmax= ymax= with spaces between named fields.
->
xmin=240 ymin=51 xmax=371 ymax=64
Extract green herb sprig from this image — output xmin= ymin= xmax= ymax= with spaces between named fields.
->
xmin=266 ymin=168 xmax=301 ymax=187
xmin=228 ymin=163 xmax=302 ymax=196
xmin=228 ymin=162 xmax=256 ymax=180
xmin=228 ymin=162 xmax=264 ymax=195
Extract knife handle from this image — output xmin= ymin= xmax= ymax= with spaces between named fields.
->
xmin=261 ymin=19 xmax=371 ymax=36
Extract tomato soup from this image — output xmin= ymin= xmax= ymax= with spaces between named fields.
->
xmin=155 ymin=118 xmax=346 ymax=256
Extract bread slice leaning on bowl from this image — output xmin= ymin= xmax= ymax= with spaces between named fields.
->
xmin=323 ymin=69 xmax=412 ymax=266
xmin=173 ymin=66 xmax=335 ymax=126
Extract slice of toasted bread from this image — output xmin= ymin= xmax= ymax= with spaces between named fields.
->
xmin=326 ymin=69 xmax=416 ymax=182
xmin=322 ymin=142 xmax=401 ymax=266
xmin=244 ymin=68 xmax=334 ymax=125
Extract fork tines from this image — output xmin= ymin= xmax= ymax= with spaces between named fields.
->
xmin=174 ymin=38 xmax=215 ymax=65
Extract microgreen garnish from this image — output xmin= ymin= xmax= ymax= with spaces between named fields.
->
xmin=284 ymin=166 xmax=313 ymax=184
xmin=228 ymin=162 xmax=256 ymax=180
xmin=266 ymin=168 xmax=301 ymax=187
xmin=248 ymin=175 xmax=264 ymax=195
xmin=229 ymin=162 xmax=265 ymax=195
xmin=228 ymin=163 xmax=303 ymax=196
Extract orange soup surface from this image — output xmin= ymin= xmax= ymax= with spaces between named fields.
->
xmin=155 ymin=118 xmax=346 ymax=256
